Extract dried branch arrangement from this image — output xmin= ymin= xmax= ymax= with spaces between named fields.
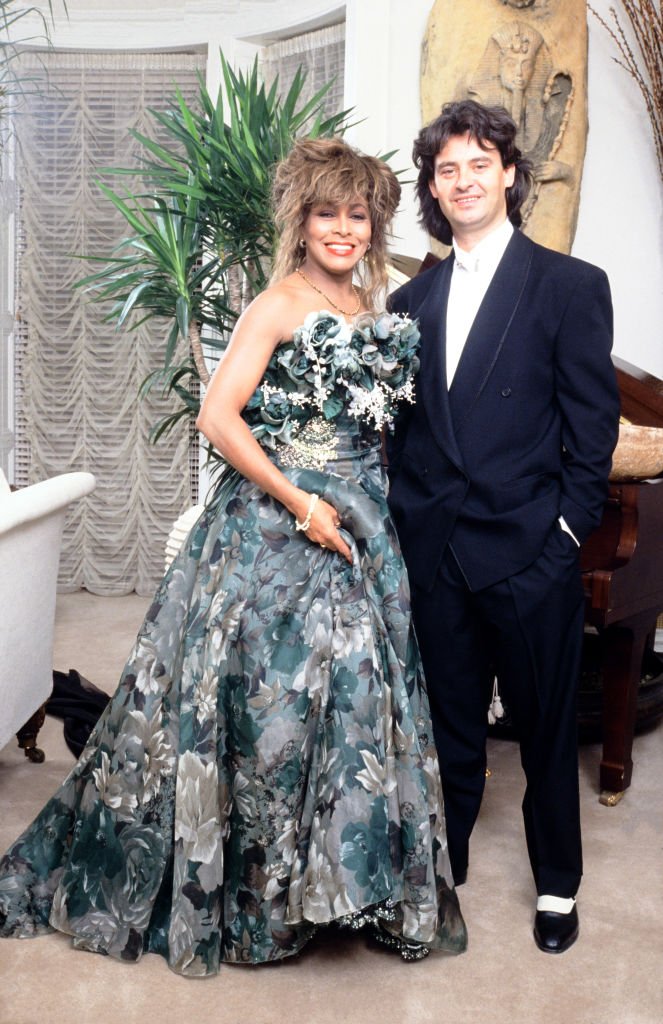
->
xmin=588 ymin=2 xmax=663 ymax=179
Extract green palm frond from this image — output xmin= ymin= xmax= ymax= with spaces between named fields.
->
xmin=1 ymin=2 xmax=68 ymax=144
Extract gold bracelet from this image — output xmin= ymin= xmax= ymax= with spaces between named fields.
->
xmin=295 ymin=493 xmax=319 ymax=532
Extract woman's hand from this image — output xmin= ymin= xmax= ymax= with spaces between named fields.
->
xmin=304 ymin=496 xmax=352 ymax=563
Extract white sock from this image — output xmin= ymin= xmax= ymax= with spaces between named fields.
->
xmin=537 ymin=895 xmax=576 ymax=914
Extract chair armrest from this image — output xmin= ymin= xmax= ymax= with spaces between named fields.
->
xmin=0 ymin=472 xmax=96 ymax=534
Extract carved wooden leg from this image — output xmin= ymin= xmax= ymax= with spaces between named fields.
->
xmin=16 ymin=704 xmax=47 ymax=763
xmin=598 ymin=616 xmax=652 ymax=805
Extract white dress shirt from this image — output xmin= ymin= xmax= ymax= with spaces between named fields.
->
xmin=445 ymin=218 xmax=579 ymax=546
xmin=445 ymin=217 xmax=513 ymax=387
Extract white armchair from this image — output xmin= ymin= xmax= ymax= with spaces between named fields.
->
xmin=0 ymin=469 xmax=96 ymax=760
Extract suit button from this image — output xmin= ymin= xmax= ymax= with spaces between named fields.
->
xmin=501 ymin=387 xmax=512 ymax=397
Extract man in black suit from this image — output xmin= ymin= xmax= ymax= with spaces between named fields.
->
xmin=387 ymin=100 xmax=620 ymax=953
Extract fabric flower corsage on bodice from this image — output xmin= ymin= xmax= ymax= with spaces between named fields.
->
xmin=244 ymin=310 xmax=420 ymax=450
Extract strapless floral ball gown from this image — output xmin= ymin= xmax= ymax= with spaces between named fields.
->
xmin=0 ymin=312 xmax=467 ymax=976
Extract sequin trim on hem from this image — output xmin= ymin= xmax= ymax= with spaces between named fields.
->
xmin=336 ymin=898 xmax=431 ymax=962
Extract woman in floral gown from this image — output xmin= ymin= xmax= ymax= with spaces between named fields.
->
xmin=0 ymin=139 xmax=467 ymax=975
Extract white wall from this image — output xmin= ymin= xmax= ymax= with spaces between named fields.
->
xmin=574 ymin=0 xmax=663 ymax=377
xmin=16 ymin=0 xmax=663 ymax=376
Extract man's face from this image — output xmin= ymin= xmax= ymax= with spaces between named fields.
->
xmin=429 ymin=132 xmax=515 ymax=248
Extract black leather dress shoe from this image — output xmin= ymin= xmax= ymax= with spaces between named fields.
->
xmin=534 ymin=905 xmax=579 ymax=954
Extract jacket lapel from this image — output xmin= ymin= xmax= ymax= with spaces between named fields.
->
xmin=448 ymin=230 xmax=533 ymax=431
xmin=413 ymin=257 xmax=464 ymax=469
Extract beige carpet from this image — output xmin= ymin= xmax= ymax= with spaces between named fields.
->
xmin=1 ymin=592 xmax=662 ymax=1024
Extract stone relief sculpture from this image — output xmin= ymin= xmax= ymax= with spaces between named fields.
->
xmin=467 ymin=20 xmax=574 ymax=226
xmin=421 ymin=0 xmax=588 ymax=254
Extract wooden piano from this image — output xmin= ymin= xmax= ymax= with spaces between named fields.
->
xmin=580 ymin=355 xmax=663 ymax=805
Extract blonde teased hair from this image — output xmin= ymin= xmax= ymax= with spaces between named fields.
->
xmin=270 ymin=137 xmax=401 ymax=311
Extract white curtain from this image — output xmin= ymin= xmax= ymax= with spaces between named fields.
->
xmin=13 ymin=49 xmax=206 ymax=596
xmin=260 ymin=22 xmax=346 ymax=118
xmin=0 ymin=132 xmax=15 ymax=475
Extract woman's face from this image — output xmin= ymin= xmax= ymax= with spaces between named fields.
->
xmin=300 ymin=198 xmax=372 ymax=277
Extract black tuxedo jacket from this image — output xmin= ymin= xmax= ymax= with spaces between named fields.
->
xmin=387 ymin=229 xmax=620 ymax=592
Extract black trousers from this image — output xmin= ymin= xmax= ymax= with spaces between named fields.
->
xmin=411 ymin=522 xmax=584 ymax=898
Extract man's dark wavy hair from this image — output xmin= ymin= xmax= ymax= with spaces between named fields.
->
xmin=414 ymin=100 xmax=533 ymax=245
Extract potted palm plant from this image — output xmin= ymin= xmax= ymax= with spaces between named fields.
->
xmin=78 ymin=52 xmax=353 ymax=458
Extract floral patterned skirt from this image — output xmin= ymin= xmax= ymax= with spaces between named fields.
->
xmin=0 ymin=445 xmax=467 ymax=976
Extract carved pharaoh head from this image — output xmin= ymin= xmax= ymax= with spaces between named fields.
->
xmin=493 ymin=23 xmax=544 ymax=93
xmin=468 ymin=20 xmax=552 ymax=153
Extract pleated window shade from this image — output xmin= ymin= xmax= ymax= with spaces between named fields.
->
xmin=11 ymin=49 xmax=206 ymax=597
xmin=260 ymin=22 xmax=346 ymax=120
